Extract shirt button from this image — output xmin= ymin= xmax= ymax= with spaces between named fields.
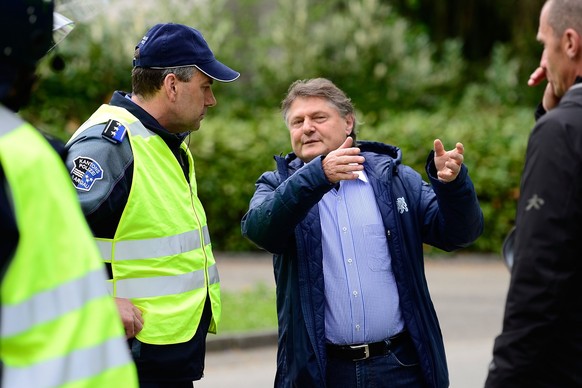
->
xmin=353 ymin=290 xmax=358 ymax=297
xmin=347 ymin=258 xmax=353 ymax=264
xmin=342 ymin=227 xmax=347 ymax=232
xmin=355 ymin=324 xmax=361 ymax=331
xmin=337 ymin=196 xmax=342 ymax=201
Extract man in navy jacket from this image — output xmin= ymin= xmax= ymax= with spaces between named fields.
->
xmin=241 ymin=78 xmax=483 ymax=387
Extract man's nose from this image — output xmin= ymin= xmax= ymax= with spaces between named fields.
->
xmin=539 ymin=50 xmax=547 ymax=69
xmin=302 ymin=117 xmax=315 ymax=133
xmin=206 ymin=90 xmax=217 ymax=107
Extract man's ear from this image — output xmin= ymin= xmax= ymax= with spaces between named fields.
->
xmin=564 ymin=28 xmax=581 ymax=59
xmin=163 ymin=73 xmax=178 ymax=101
xmin=345 ymin=113 xmax=355 ymax=136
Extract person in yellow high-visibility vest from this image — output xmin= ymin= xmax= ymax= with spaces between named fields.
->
xmin=65 ymin=23 xmax=239 ymax=387
xmin=0 ymin=1 xmax=138 ymax=387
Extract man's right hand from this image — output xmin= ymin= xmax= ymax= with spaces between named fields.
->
xmin=115 ymin=297 xmax=144 ymax=339
xmin=322 ymin=137 xmax=365 ymax=183
xmin=528 ymin=66 xmax=560 ymax=111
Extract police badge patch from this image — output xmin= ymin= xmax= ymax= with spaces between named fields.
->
xmin=70 ymin=156 xmax=104 ymax=191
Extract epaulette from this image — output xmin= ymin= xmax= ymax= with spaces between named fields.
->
xmin=101 ymin=119 xmax=127 ymax=144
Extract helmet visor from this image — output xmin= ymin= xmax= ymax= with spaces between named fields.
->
xmin=51 ymin=12 xmax=74 ymax=50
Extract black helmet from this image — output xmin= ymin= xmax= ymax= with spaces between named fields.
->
xmin=0 ymin=0 xmax=54 ymax=103
xmin=0 ymin=0 xmax=54 ymax=67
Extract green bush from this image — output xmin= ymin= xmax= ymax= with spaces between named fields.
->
xmin=18 ymin=0 xmax=538 ymax=254
xmin=240 ymin=0 xmax=465 ymax=117
xmin=365 ymin=106 xmax=532 ymax=253
xmin=192 ymin=104 xmax=532 ymax=253
xmin=190 ymin=109 xmax=291 ymax=251
xmin=24 ymin=0 xmax=467 ymax=132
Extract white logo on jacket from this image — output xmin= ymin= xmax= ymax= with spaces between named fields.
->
xmin=396 ymin=197 xmax=408 ymax=214
xmin=525 ymin=194 xmax=545 ymax=211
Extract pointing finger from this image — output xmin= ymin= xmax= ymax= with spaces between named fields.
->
xmin=455 ymin=142 xmax=464 ymax=155
xmin=433 ymin=139 xmax=445 ymax=157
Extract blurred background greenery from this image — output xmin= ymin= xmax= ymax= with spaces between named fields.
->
xmin=24 ymin=0 xmax=547 ymax=254
xmin=220 ymin=283 xmax=277 ymax=333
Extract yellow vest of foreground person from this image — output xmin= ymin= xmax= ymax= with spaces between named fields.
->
xmin=0 ymin=106 xmax=138 ymax=388
xmin=69 ymin=104 xmax=221 ymax=345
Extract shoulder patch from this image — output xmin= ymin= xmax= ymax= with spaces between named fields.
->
xmin=101 ymin=119 xmax=127 ymax=144
xmin=70 ymin=156 xmax=104 ymax=191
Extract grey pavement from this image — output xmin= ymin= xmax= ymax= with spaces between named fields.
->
xmin=197 ymin=252 xmax=510 ymax=388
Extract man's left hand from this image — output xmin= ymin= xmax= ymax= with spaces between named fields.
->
xmin=434 ymin=139 xmax=464 ymax=183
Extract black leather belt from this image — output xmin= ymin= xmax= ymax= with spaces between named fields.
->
xmin=326 ymin=332 xmax=408 ymax=361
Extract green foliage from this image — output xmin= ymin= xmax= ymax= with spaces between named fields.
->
xmin=219 ymin=283 xmax=277 ymax=333
xmin=195 ymin=102 xmax=531 ymax=253
xmin=24 ymin=0 xmax=468 ymax=131
xmin=190 ymin=109 xmax=291 ymax=251
xmin=462 ymin=44 xmax=521 ymax=107
xmin=246 ymin=0 xmax=465 ymax=118
xmin=18 ymin=0 xmax=540 ymax=253
xmin=364 ymin=106 xmax=532 ymax=253
xmin=24 ymin=21 xmax=134 ymax=134
xmin=24 ymin=0 xmax=239 ymax=136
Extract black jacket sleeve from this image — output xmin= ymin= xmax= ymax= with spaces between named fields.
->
xmin=486 ymin=105 xmax=582 ymax=385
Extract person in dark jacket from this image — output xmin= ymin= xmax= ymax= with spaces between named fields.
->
xmin=241 ymin=78 xmax=484 ymax=388
xmin=486 ymin=1 xmax=582 ymax=386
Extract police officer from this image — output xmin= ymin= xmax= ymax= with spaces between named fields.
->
xmin=0 ymin=1 xmax=138 ymax=386
xmin=65 ymin=23 xmax=239 ymax=387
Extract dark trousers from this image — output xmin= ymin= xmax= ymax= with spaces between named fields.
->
xmin=326 ymin=332 xmax=427 ymax=388
xmin=129 ymin=298 xmax=212 ymax=387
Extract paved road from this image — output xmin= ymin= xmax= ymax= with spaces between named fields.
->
xmin=197 ymin=252 xmax=510 ymax=388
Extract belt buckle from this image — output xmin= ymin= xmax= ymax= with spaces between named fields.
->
xmin=349 ymin=343 xmax=370 ymax=361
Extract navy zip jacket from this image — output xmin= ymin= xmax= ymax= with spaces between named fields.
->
xmin=241 ymin=140 xmax=483 ymax=387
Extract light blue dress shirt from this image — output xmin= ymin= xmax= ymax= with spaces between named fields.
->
xmin=318 ymin=170 xmax=404 ymax=345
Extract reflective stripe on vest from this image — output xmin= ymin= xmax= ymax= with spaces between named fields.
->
xmin=1 ymin=269 xmax=107 ymax=337
xmin=106 ymin=264 xmax=220 ymax=298
xmin=0 ymin=107 xmax=22 ymax=136
xmin=96 ymin=226 xmax=210 ymax=261
xmin=3 ymin=336 xmax=132 ymax=388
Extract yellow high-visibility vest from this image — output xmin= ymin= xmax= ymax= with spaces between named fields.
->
xmin=0 ymin=105 xmax=138 ymax=387
xmin=69 ymin=104 xmax=221 ymax=345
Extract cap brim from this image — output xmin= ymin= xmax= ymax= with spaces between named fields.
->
xmin=195 ymin=60 xmax=240 ymax=83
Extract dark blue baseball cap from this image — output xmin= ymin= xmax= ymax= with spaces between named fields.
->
xmin=133 ymin=23 xmax=239 ymax=83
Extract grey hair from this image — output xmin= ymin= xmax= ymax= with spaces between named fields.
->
xmin=281 ymin=78 xmax=357 ymax=141
xmin=546 ymin=0 xmax=582 ymax=38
